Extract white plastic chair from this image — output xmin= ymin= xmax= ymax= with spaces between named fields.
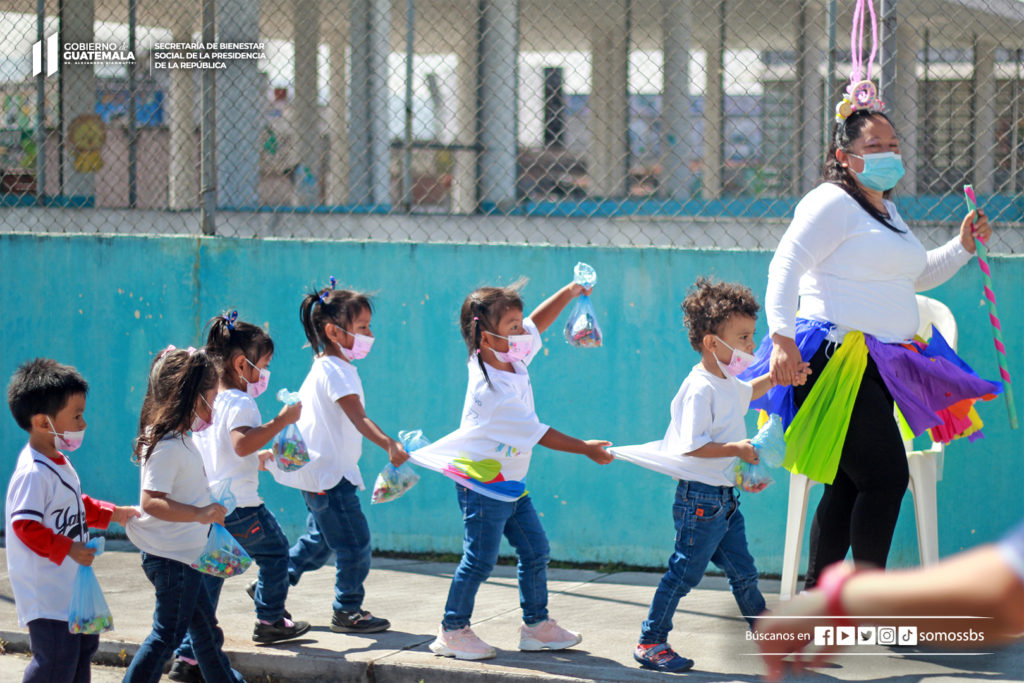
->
xmin=778 ymin=296 xmax=955 ymax=600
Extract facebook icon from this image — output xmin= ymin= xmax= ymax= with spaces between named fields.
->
xmin=814 ymin=626 xmax=834 ymax=646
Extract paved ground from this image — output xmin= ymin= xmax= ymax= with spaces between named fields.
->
xmin=1 ymin=544 xmax=1021 ymax=682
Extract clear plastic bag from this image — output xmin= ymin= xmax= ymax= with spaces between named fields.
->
xmin=270 ymin=389 xmax=310 ymax=472
xmin=370 ymin=430 xmax=428 ymax=504
xmin=733 ymin=461 xmax=775 ymax=492
xmin=734 ymin=414 xmax=787 ymax=492
xmin=191 ymin=478 xmax=252 ymax=578
xmin=68 ymin=537 xmax=114 ymax=634
xmin=564 ymin=263 xmax=603 ymax=348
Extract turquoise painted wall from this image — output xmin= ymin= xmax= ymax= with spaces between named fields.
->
xmin=2 ymin=234 xmax=1022 ymax=573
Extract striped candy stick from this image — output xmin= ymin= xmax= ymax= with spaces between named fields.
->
xmin=963 ymin=185 xmax=1018 ymax=429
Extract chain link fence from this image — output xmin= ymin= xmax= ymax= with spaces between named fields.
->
xmin=1 ymin=0 xmax=1022 ymax=251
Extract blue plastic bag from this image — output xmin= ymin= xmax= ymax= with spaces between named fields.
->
xmin=371 ymin=430 xmax=427 ymax=504
xmin=564 ymin=263 xmax=603 ymax=347
xmin=68 ymin=537 xmax=114 ymax=634
xmin=191 ymin=479 xmax=252 ymax=578
xmin=270 ymin=389 xmax=310 ymax=472
xmin=734 ymin=414 xmax=786 ymax=492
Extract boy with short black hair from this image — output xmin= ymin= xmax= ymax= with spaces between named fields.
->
xmin=5 ymin=358 xmax=138 ymax=683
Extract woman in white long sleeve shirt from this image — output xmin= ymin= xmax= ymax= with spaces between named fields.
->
xmin=763 ymin=109 xmax=995 ymax=589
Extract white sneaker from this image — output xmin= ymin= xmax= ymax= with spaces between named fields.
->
xmin=429 ymin=625 xmax=497 ymax=660
xmin=518 ymin=619 xmax=582 ymax=651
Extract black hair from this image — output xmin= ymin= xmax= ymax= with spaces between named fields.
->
xmin=681 ymin=277 xmax=761 ymax=352
xmin=205 ymin=311 xmax=275 ymax=389
xmin=823 ymin=109 xmax=903 ymax=233
xmin=133 ymin=347 xmax=217 ymax=463
xmin=299 ymin=284 xmax=373 ymax=355
xmin=459 ymin=278 xmax=528 ymax=387
xmin=7 ymin=358 xmax=89 ymax=431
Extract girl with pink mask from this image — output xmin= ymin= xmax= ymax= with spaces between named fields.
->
xmin=413 ymin=278 xmax=613 ymax=661
xmin=279 ymin=278 xmax=408 ymax=636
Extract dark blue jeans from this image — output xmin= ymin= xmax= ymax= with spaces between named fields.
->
xmin=442 ymin=484 xmax=550 ymax=630
xmin=175 ymin=504 xmax=291 ymax=660
xmin=23 ymin=618 xmax=98 ymax=683
xmin=639 ymin=480 xmax=765 ymax=644
xmin=287 ymin=478 xmax=371 ymax=613
xmin=122 ymin=553 xmax=243 ymax=683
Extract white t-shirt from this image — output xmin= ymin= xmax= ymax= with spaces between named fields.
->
xmin=193 ymin=389 xmax=263 ymax=508
xmin=125 ymin=434 xmax=212 ymax=565
xmin=767 ymin=182 xmax=972 ymax=343
xmin=612 ymin=365 xmax=752 ymax=487
xmin=5 ymin=444 xmax=89 ymax=626
xmin=268 ymin=355 xmax=365 ymax=493
xmin=410 ymin=318 xmax=550 ymax=500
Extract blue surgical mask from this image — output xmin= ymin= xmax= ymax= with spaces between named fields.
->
xmin=849 ymin=152 xmax=905 ymax=191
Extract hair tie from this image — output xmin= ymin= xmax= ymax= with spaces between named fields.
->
xmin=473 ymin=316 xmax=479 ymax=322
xmin=328 ymin=276 xmax=336 ymax=290
xmin=223 ymin=310 xmax=238 ymax=330
xmin=317 ymin=289 xmax=330 ymax=305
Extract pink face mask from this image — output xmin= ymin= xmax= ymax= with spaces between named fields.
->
xmin=713 ymin=336 xmax=755 ymax=376
xmin=47 ymin=417 xmax=85 ymax=452
xmin=191 ymin=394 xmax=214 ymax=432
xmin=338 ymin=329 xmax=375 ymax=361
xmin=244 ymin=358 xmax=270 ymax=398
xmin=489 ymin=332 xmax=534 ymax=364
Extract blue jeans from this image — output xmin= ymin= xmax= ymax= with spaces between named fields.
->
xmin=442 ymin=484 xmax=550 ymax=630
xmin=176 ymin=504 xmax=291 ymax=660
xmin=639 ymin=480 xmax=765 ymax=644
xmin=23 ymin=618 xmax=98 ymax=683
xmin=123 ymin=553 xmax=244 ymax=683
xmin=287 ymin=478 xmax=371 ymax=613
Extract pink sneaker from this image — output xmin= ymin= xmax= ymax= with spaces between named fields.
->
xmin=518 ymin=619 xmax=582 ymax=651
xmin=429 ymin=625 xmax=497 ymax=660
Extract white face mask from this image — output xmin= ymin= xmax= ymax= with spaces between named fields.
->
xmin=243 ymin=358 xmax=270 ymax=398
xmin=488 ymin=332 xmax=534 ymax=364
xmin=337 ymin=328 xmax=375 ymax=360
xmin=47 ymin=417 xmax=85 ymax=452
xmin=713 ymin=335 xmax=755 ymax=376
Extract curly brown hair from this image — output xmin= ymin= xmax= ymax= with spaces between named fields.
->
xmin=681 ymin=278 xmax=760 ymax=352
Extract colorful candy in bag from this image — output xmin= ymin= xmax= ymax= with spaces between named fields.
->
xmin=191 ymin=478 xmax=252 ymax=578
xmin=564 ymin=262 xmax=603 ymax=348
xmin=734 ymin=461 xmax=774 ymax=492
xmin=371 ymin=430 xmax=427 ymax=504
xmin=734 ymin=414 xmax=786 ymax=492
xmin=68 ymin=537 xmax=114 ymax=634
xmin=271 ymin=389 xmax=310 ymax=472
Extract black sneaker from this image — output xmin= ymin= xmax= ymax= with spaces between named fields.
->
xmin=245 ymin=579 xmax=291 ymax=620
xmin=330 ymin=609 xmax=390 ymax=633
xmin=253 ymin=617 xmax=312 ymax=644
xmin=167 ymin=659 xmax=205 ymax=683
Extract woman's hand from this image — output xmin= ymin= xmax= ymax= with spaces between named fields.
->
xmin=769 ymin=334 xmax=802 ymax=387
xmin=959 ymin=208 xmax=992 ymax=254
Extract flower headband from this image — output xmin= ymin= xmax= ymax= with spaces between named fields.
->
xmin=835 ymin=0 xmax=886 ymax=123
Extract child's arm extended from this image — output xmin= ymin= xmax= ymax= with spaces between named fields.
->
xmin=141 ymin=490 xmax=226 ymax=525
xmin=750 ymin=364 xmax=812 ymax=401
xmin=82 ymin=494 xmax=140 ymax=529
xmin=528 ymin=282 xmax=591 ymax=334
xmin=686 ymin=440 xmax=759 ymax=464
xmin=337 ymin=395 xmax=410 ymax=466
xmin=231 ymin=401 xmax=302 ymax=457
xmin=538 ymin=428 xmax=613 ymax=464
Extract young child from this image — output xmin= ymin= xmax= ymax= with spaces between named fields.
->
xmin=418 ymin=278 xmax=613 ymax=661
xmin=5 ymin=358 xmax=138 ymax=683
xmin=632 ymin=278 xmax=808 ymax=672
xmin=168 ymin=314 xmax=309 ymax=683
xmin=123 ymin=347 xmax=244 ymax=683
xmin=283 ymin=280 xmax=408 ymax=633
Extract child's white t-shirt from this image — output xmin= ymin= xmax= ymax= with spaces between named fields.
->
xmin=410 ymin=318 xmax=550 ymax=500
xmin=192 ymin=389 xmax=263 ymax=508
xmin=4 ymin=444 xmax=89 ymax=626
xmin=661 ymin=364 xmax=754 ymax=487
xmin=126 ymin=433 xmax=212 ymax=565
xmin=270 ymin=355 xmax=365 ymax=493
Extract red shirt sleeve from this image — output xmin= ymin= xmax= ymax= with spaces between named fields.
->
xmin=82 ymin=494 xmax=115 ymax=529
xmin=12 ymin=519 xmax=74 ymax=565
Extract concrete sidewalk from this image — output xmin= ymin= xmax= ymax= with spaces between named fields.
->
xmin=1 ymin=544 xmax=1021 ymax=682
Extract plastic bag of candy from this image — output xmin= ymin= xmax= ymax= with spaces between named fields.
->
xmin=270 ymin=389 xmax=310 ymax=472
xmin=191 ymin=478 xmax=252 ymax=578
xmin=563 ymin=262 xmax=602 ymax=348
xmin=734 ymin=461 xmax=775 ymax=492
xmin=68 ymin=537 xmax=114 ymax=634
xmin=751 ymin=413 xmax=786 ymax=468
xmin=371 ymin=430 xmax=428 ymax=504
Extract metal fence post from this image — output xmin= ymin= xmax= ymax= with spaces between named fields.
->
xmin=200 ymin=0 xmax=217 ymax=235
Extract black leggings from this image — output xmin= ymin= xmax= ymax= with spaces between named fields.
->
xmin=794 ymin=340 xmax=910 ymax=589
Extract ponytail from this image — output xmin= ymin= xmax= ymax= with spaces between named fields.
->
xmin=204 ymin=310 xmax=274 ymax=385
xmin=299 ymin=280 xmax=373 ymax=356
xmin=459 ymin=279 xmax=528 ymax=388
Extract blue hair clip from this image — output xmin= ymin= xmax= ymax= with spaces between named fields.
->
xmin=317 ymin=276 xmax=337 ymax=305
xmin=329 ymin=276 xmax=336 ymax=290
xmin=223 ymin=310 xmax=238 ymax=330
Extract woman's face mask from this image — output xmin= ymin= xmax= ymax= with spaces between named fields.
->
xmin=849 ymin=152 xmax=905 ymax=191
